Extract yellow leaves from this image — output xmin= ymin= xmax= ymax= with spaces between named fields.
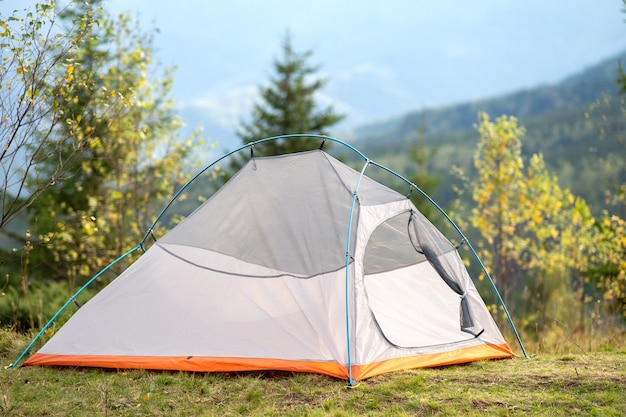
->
xmin=466 ymin=112 xmax=618 ymax=304
xmin=76 ymin=215 xmax=98 ymax=237
xmin=530 ymin=210 xmax=543 ymax=225
xmin=6 ymin=5 xmax=216 ymax=289
xmin=68 ymin=249 xmax=79 ymax=262
xmin=65 ymin=64 xmax=75 ymax=83
xmin=78 ymin=264 xmax=91 ymax=278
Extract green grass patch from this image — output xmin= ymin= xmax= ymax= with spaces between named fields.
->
xmin=1 ymin=329 xmax=624 ymax=416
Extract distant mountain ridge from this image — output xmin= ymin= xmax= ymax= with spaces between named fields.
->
xmin=349 ymin=50 xmax=626 ymax=214
xmin=353 ymin=50 xmax=626 ymax=146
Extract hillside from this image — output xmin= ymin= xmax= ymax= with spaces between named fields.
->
xmin=350 ymin=51 xmax=626 ymax=213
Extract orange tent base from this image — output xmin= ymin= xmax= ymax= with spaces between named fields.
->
xmin=24 ymin=343 xmax=513 ymax=381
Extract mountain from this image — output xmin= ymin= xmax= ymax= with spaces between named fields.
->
xmin=349 ymin=50 xmax=626 ymax=214
xmin=354 ymin=51 xmax=624 ymax=144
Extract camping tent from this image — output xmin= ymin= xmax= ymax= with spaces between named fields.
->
xmin=18 ymin=137 xmax=519 ymax=384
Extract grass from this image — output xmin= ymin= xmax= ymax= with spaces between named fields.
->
xmin=1 ymin=329 xmax=625 ymax=416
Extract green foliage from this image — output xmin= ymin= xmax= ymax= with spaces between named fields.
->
xmin=457 ymin=113 xmax=527 ymax=308
xmin=0 ymin=1 xmax=207 ymax=329
xmin=0 ymin=279 xmax=93 ymax=333
xmin=353 ymin=52 xmax=626 ymax=215
xmin=27 ymin=3 xmax=202 ymax=286
xmin=454 ymin=112 xmax=625 ymax=335
xmin=586 ymin=14 xmax=626 ymax=323
xmin=236 ymin=33 xmax=345 ymax=155
xmin=520 ymin=155 xmax=600 ymax=330
xmin=0 ymin=0 xmax=100 ymax=232
xmin=406 ymin=119 xmax=443 ymax=222
xmin=0 ymin=227 xmax=122 ymax=330
xmin=592 ymin=214 xmax=626 ymax=321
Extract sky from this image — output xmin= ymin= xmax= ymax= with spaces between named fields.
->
xmin=5 ymin=1 xmax=626 ymax=150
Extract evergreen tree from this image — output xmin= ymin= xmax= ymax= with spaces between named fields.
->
xmin=237 ymin=33 xmax=345 ymax=155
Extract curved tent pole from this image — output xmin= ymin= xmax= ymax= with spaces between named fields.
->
xmin=9 ymin=245 xmax=142 ymax=369
xmin=367 ymin=160 xmax=528 ymax=358
xmin=344 ymin=158 xmax=372 ymax=386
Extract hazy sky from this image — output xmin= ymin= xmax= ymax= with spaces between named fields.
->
xmin=1 ymin=1 xmax=620 ymax=368
xmin=5 ymin=1 xmax=626 ymax=148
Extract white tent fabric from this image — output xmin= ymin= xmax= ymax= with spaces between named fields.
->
xmin=25 ymin=150 xmax=513 ymax=381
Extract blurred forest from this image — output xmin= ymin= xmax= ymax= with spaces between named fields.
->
xmin=352 ymin=51 xmax=626 ymax=217
xmin=1 ymin=0 xmax=624 ymax=354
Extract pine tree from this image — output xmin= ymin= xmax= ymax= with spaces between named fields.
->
xmin=237 ymin=33 xmax=345 ymax=155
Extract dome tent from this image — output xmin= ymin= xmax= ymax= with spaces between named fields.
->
xmin=14 ymin=135 xmax=525 ymax=385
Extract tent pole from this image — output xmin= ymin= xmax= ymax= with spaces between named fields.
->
xmin=343 ymin=159 xmax=371 ymax=386
xmin=9 ymin=245 xmax=142 ymax=369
